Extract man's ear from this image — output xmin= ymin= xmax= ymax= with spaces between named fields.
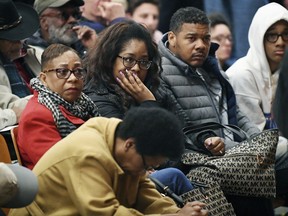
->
xmin=168 ymin=31 xmax=176 ymax=47
xmin=39 ymin=72 xmax=48 ymax=87
xmin=124 ymin=138 xmax=136 ymax=152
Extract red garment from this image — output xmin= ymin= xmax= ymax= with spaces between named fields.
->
xmin=18 ymin=92 xmax=85 ymax=170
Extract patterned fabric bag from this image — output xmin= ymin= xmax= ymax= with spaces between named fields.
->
xmin=149 ymin=176 xmax=236 ymax=215
xmin=180 ymin=182 xmax=236 ymax=216
xmin=181 ymin=128 xmax=279 ymax=197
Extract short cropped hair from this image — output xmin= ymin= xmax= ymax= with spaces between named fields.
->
xmin=117 ymin=107 xmax=184 ymax=160
xmin=41 ymin=44 xmax=79 ymax=70
xmin=169 ymin=7 xmax=210 ymax=34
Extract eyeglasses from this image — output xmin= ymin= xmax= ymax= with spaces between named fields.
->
xmin=117 ymin=55 xmax=152 ymax=70
xmin=141 ymin=154 xmax=154 ymax=171
xmin=43 ymin=68 xmax=85 ymax=80
xmin=41 ymin=10 xmax=81 ymax=21
xmin=265 ymin=32 xmax=288 ymax=43
xmin=212 ymin=35 xmax=233 ymax=44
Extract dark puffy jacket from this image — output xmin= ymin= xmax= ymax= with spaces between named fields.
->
xmin=156 ymin=34 xmax=260 ymax=153
xmin=84 ymin=81 xmax=159 ymax=119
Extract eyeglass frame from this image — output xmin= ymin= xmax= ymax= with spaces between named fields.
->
xmin=43 ymin=68 xmax=86 ymax=80
xmin=141 ymin=153 xmax=155 ymax=171
xmin=117 ymin=55 xmax=152 ymax=70
xmin=265 ymin=32 xmax=288 ymax=43
xmin=211 ymin=34 xmax=233 ymax=44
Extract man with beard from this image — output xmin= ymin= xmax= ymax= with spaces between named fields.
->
xmin=27 ymin=0 xmax=97 ymax=58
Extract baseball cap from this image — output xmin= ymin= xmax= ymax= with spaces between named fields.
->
xmin=34 ymin=0 xmax=84 ymax=15
xmin=0 ymin=163 xmax=38 ymax=208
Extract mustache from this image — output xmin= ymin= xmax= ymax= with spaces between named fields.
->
xmin=48 ymin=23 xmax=78 ymax=45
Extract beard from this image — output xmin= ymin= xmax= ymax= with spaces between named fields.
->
xmin=48 ymin=23 xmax=78 ymax=45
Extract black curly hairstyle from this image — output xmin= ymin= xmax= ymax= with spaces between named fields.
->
xmin=117 ymin=107 xmax=184 ymax=160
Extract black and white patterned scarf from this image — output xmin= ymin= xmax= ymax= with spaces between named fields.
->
xmin=30 ymin=77 xmax=100 ymax=137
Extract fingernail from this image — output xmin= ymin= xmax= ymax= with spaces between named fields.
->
xmin=119 ymin=71 xmax=124 ymax=76
xmin=116 ymin=77 xmax=121 ymax=82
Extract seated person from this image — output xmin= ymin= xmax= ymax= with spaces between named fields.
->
xmin=84 ymin=20 xmax=160 ymax=119
xmin=226 ymin=3 xmax=288 ymax=206
xmin=29 ymin=0 xmax=97 ymax=58
xmin=0 ymin=0 xmax=39 ymax=127
xmin=80 ymin=0 xmax=126 ymax=33
xmin=8 ymin=107 xmax=208 ymax=216
xmin=127 ymin=0 xmax=163 ymax=43
xmin=18 ymin=44 xmax=99 ymax=170
xmin=208 ymin=13 xmax=233 ymax=71
xmin=84 ymin=20 xmax=193 ymax=195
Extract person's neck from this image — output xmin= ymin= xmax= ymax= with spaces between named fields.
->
xmin=269 ymin=61 xmax=279 ymax=74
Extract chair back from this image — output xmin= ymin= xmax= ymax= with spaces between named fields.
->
xmin=0 ymin=134 xmax=11 ymax=163
xmin=10 ymin=127 xmax=22 ymax=165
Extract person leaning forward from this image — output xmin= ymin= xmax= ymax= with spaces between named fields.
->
xmin=8 ymin=107 xmax=208 ymax=216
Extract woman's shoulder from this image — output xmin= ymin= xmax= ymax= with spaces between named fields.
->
xmin=21 ymin=95 xmax=53 ymax=122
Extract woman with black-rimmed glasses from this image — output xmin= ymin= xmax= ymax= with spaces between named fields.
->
xmin=83 ymin=20 xmax=195 ymax=197
xmin=84 ymin=20 xmax=161 ymax=119
xmin=17 ymin=44 xmax=100 ymax=170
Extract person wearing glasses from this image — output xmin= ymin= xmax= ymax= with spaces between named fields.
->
xmin=208 ymin=13 xmax=233 ymax=71
xmin=84 ymin=20 xmax=160 ymax=119
xmin=17 ymin=44 xmax=100 ymax=170
xmin=226 ymin=3 xmax=288 ymax=207
xmin=26 ymin=0 xmax=97 ymax=58
xmin=127 ymin=0 xmax=163 ymax=43
xmin=9 ymin=107 xmax=208 ymax=216
xmin=83 ymin=20 xmax=195 ymax=196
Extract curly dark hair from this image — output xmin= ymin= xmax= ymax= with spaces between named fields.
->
xmin=117 ymin=107 xmax=184 ymax=160
xmin=169 ymin=7 xmax=210 ymax=34
xmin=84 ymin=20 xmax=162 ymax=112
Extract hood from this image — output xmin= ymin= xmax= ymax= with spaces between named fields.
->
xmin=247 ymin=3 xmax=288 ymax=78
